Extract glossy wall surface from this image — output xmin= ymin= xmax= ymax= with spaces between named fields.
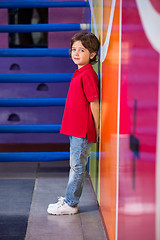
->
xmin=90 ymin=0 xmax=160 ymax=239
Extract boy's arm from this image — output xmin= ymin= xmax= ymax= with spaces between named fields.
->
xmin=90 ymin=100 xmax=100 ymax=142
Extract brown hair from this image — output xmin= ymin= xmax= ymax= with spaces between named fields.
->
xmin=70 ymin=32 xmax=100 ymax=65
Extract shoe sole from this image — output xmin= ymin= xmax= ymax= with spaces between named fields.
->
xmin=47 ymin=211 xmax=78 ymax=215
xmin=47 ymin=208 xmax=78 ymax=215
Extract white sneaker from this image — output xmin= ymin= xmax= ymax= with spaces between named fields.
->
xmin=47 ymin=197 xmax=78 ymax=215
xmin=48 ymin=197 xmax=65 ymax=209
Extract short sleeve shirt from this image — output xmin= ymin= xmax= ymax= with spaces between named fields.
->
xmin=60 ymin=64 xmax=99 ymax=143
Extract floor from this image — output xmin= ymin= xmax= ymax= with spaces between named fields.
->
xmin=0 ymin=161 xmax=107 ymax=240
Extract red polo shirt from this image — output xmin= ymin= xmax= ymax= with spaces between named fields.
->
xmin=60 ymin=64 xmax=99 ymax=142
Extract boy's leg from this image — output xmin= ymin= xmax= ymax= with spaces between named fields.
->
xmin=64 ymin=136 xmax=92 ymax=207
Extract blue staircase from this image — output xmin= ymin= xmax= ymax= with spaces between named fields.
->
xmin=0 ymin=0 xmax=90 ymax=161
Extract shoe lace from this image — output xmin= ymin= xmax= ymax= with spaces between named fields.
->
xmin=57 ymin=197 xmax=65 ymax=207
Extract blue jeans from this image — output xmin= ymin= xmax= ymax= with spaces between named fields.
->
xmin=64 ymin=136 xmax=92 ymax=207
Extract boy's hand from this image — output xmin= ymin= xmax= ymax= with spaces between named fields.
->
xmin=95 ymin=127 xmax=99 ymax=143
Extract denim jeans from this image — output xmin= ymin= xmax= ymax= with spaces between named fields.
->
xmin=64 ymin=136 xmax=92 ymax=207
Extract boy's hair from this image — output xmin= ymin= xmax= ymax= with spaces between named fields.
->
xmin=70 ymin=32 xmax=100 ymax=65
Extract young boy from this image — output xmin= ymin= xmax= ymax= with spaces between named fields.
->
xmin=47 ymin=32 xmax=100 ymax=215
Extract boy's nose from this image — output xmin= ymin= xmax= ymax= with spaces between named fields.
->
xmin=75 ymin=51 xmax=79 ymax=56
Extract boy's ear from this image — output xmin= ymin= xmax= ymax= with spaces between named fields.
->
xmin=90 ymin=52 xmax=96 ymax=59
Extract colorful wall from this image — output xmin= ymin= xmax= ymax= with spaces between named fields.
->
xmin=89 ymin=0 xmax=160 ymax=239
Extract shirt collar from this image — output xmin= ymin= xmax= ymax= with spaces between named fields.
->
xmin=76 ymin=63 xmax=93 ymax=73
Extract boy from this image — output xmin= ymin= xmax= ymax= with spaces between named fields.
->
xmin=47 ymin=32 xmax=100 ymax=215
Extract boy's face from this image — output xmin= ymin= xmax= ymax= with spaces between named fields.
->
xmin=71 ymin=41 xmax=96 ymax=69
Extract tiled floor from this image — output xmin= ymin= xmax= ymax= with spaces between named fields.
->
xmin=0 ymin=161 xmax=107 ymax=240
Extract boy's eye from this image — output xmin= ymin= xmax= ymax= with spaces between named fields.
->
xmin=80 ymin=49 xmax=84 ymax=52
xmin=72 ymin=48 xmax=76 ymax=51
